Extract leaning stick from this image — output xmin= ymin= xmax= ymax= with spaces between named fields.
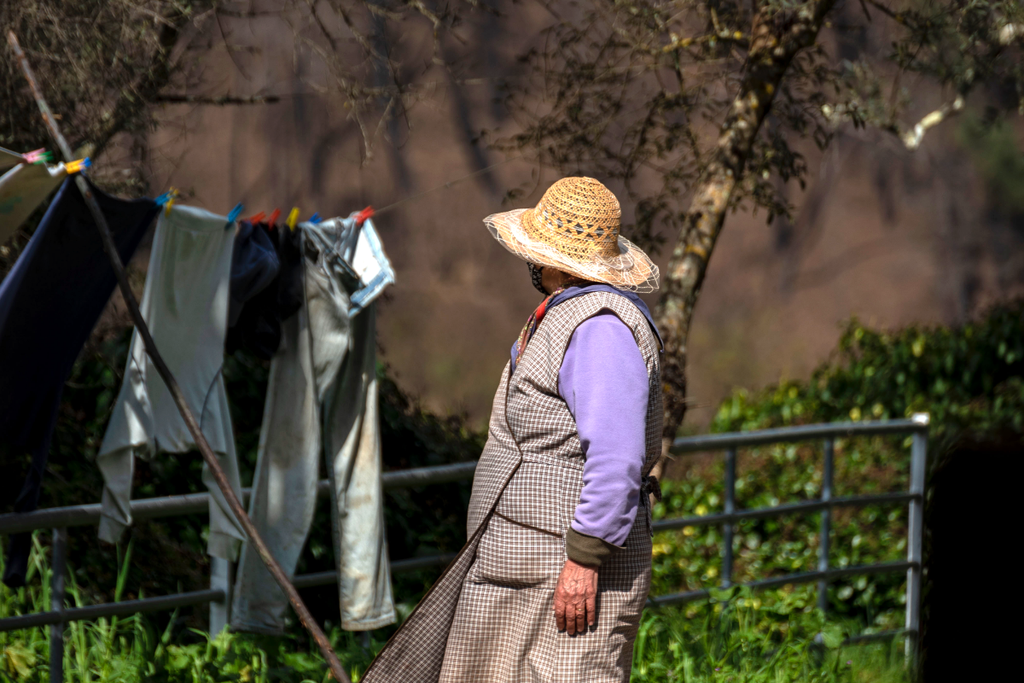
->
xmin=6 ymin=31 xmax=351 ymax=683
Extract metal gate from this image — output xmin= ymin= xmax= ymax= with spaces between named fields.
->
xmin=1 ymin=415 xmax=928 ymax=680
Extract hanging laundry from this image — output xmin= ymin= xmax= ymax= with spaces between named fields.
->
xmin=0 ymin=159 xmax=68 ymax=246
xmin=302 ymin=214 xmax=396 ymax=316
xmin=226 ymin=221 xmax=303 ymax=360
xmin=232 ymin=214 xmax=395 ymax=634
xmin=228 ymin=220 xmax=280 ymax=328
xmin=0 ymin=178 xmax=157 ymax=587
xmin=97 ymin=204 xmax=246 ymax=561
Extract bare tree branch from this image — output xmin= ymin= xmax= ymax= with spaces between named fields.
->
xmin=90 ymin=8 xmax=187 ymax=159
xmin=901 ymin=95 xmax=964 ymax=149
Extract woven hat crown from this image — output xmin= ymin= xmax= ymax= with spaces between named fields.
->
xmin=483 ymin=176 xmax=660 ymax=293
xmin=523 ymin=177 xmax=622 ymax=259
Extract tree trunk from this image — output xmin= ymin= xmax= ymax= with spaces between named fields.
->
xmin=651 ymin=0 xmax=837 ymax=478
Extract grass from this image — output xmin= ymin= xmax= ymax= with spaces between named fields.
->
xmin=1 ymin=534 xmax=911 ymax=682
xmin=633 ymin=588 xmax=911 ymax=683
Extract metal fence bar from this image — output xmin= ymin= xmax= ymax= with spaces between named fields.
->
xmin=818 ymin=438 xmax=834 ymax=613
xmin=0 ymin=553 xmax=464 ymax=633
xmin=651 ymin=491 xmax=917 ymax=533
xmin=670 ymin=418 xmax=928 ymax=454
xmin=0 ymin=589 xmax=225 ymax=632
xmin=379 ymin=462 xmax=478 ymax=491
xmin=49 ymin=528 xmax=66 ymax=683
xmin=648 ymin=560 xmax=915 ymax=607
xmin=906 ymin=429 xmax=928 ymax=659
xmin=721 ymin=447 xmax=736 ymax=588
xmin=0 ymin=479 xmax=917 ymax=540
xmin=293 ymin=554 xmax=459 ymax=589
xmin=0 ymin=462 xmax=480 ymax=535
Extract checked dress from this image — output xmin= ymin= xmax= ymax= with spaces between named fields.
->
xmin=361 ymin=291 xmax=663 ymax=683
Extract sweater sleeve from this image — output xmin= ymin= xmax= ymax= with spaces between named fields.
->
xmin=558 ymin=311 xmax=648 ymax=566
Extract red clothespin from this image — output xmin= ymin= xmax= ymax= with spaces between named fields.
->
xmin=267 ymin=208 xmax=281 ymax=229
xmin=248 ymin=211 xmax=266 ymax=224
xmin=354 ymin=205 xmax=374 ymax=226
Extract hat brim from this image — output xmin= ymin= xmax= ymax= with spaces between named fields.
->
xmin=484 ymin=208 xmax=660 ymax=294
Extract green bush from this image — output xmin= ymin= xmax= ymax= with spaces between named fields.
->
xmin=651 ymin=463 xmax=909 ymax=631
xmin=712 ymin=300 xmax=1024 ymax=453
xmin=648 ymin=299 xmax=1024 ymax=636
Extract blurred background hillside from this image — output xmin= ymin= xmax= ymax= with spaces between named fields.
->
xmin=119 ymin=1 xmax=1024 ymax=429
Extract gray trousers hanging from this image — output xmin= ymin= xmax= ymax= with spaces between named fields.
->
xmin=97 ymin=205 xmax=245 ymax=561
xmin=231 ymin=254 xmax=395 ymax=633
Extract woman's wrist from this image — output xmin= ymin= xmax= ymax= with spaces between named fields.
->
xmin=565 ymin=526 xmax=624 ymax=566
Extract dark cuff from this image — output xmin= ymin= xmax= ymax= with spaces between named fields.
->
xmin=565 ymin=527 xmax=624 ymax=567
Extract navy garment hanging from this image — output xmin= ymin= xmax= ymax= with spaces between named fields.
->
xmin=228 ymin=220 xmax=280 ymax=328
xmin=0 ymin=178 xmax=157 ymax=587
xmin=226 ymin=222 xmax=303 ymax=360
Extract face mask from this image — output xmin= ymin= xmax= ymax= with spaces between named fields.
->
xmin=528 ymin=263 xmax=547 ymax=295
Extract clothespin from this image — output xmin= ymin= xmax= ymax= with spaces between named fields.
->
xmin=267 ymin=208 xmax=281 ymax=229
xmin=309 ymin=212 xmax=322 ymax=224
xmin=286 ymin=207 xmax=300 ymax=232
xmin=354 ymin=205 xmax=374 ymax=226
xmin=64 ymin=157 xmax=91 ymax=174
xmin=227 ymin=203 xmax=244 ymax=229
xmin=156 ymin=187 xmax=179 ymax=216
xmin=249 ymin=211 xmax=266 ymax=224
xmin=23 ymin=149 xmax=52 ymax=165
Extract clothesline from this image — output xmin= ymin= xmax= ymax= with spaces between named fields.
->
xmin=142 ymin=154 xmax=523 ymax=239
xmin=6 ymin=126 xmax=521 ymax=247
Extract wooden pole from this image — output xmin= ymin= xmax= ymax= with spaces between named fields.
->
xmin=6 ymin=31 xmax=351 ymax=683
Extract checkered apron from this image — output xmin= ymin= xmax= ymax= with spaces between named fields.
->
xmin=362 ymin=292 xmax=663 ymax=683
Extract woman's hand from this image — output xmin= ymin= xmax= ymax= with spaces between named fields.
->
xmin=553 ymin=558 xmax=598 ymax=635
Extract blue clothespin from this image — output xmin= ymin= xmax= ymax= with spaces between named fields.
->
xmin=309 ymin=212 xmax=322 ymax=224
xmin=155 ymin=187 xmax=175 ymax=205
xmin=227 ymin=203 xmax=244 ymax=229
xmin=155 ymin=187 xmax=179 ymax=216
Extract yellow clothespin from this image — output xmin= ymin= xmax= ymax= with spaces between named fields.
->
xmin=286 ymin=207 xmax=300 ymax=232
xmin=164 ymin=187 xmax=179 ymax=216
xmin=64 ymin=157 xmax=91 ymax=174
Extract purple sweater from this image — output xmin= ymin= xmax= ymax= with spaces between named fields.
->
xmin=510 ymin=288 xmax=658 ymax=547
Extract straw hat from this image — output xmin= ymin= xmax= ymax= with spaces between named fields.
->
xmin=484 ymin=177 xmax=659 ymax=293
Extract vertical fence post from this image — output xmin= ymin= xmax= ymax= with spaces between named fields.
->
xmin=817 ymin=438 xmax=834 ymax=613
xmin=905 ymin=415 xmax=929 ymax=661
xmin=721 ymin=447 xmax=736 ymax=588
xmin=49 ymin=528 xmax=67 ymax=683
xmin=209 ymin=557 xmax=233 ymax=637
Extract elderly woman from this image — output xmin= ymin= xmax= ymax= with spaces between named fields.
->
xmin=363 ymin=177 xmax=662 ymax=683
